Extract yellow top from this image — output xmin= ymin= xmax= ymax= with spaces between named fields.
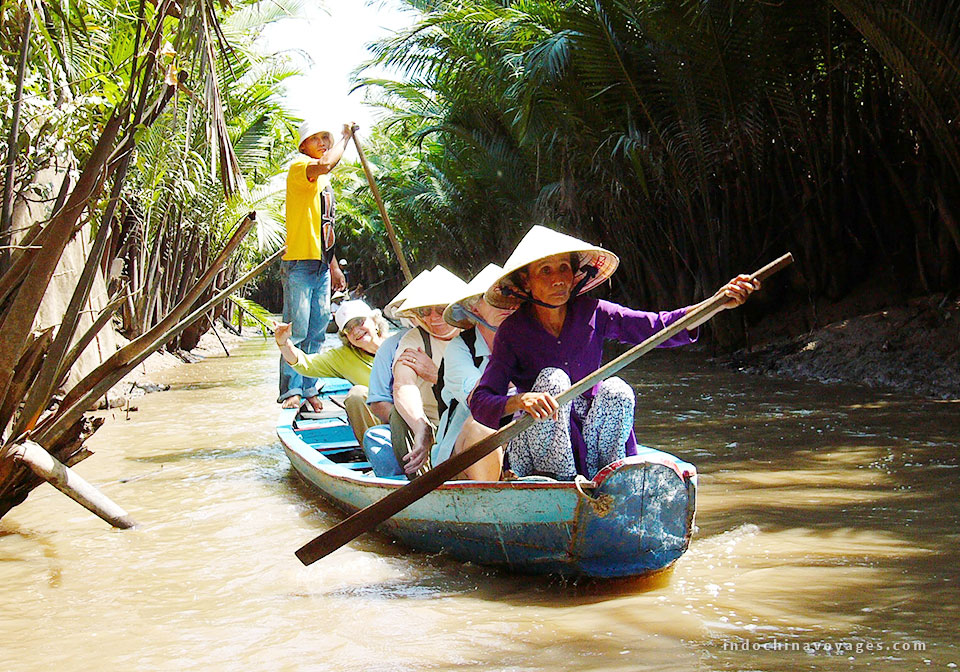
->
xmin=283 ymin=159 xmax=332 ymax=261
xmin=293 ymin=345 xmax=374 ymax=387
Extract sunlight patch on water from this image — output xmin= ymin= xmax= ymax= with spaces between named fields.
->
xmin=673 ymin=522 xmax=937 ymax=650
xmin=1 ymin=342 xmax=957 ymax=671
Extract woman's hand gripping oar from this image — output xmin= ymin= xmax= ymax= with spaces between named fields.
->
xmin=294 ymin=253 xmax=794 ymax=566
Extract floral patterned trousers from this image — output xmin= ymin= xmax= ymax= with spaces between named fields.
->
xmin=506 ymin=367 xmax=635 ymax=480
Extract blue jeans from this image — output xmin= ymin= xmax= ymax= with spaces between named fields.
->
xmin=362 ymin=425 xmax=404 ymax=478
xmin=278 ymin=259 xmax=331 ymax=402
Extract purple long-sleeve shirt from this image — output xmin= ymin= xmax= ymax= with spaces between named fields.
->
xmin=469 ymin=296 xmax=697 ymax=474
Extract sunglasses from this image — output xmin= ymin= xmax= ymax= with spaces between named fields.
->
xmin=413 ymin=305 xmax=445 ymax=318
xmin=343 ymin=317 xmax=366 ymax=334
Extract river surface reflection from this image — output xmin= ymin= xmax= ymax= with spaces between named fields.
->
xmin=1 ymin=338 xmax=957 ymax=671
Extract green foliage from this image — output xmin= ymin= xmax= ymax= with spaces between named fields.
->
xmin=0 ymin=0 xmax=310 ymax=516
xmin=2 ymin=0 xmax=303 ymax=256
xmin=346 ymin=0 xmax=960 ymax=342
xmin=228 ymin=294 xmax=275 ymax=337
xmin=1 ymin=0 xmax=308 ymax=346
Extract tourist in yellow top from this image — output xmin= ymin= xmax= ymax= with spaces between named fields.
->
xmin=275 ymin=300 xmax=388 ymax=443
xmin=278 ymin=120 xmax=354 ymax=413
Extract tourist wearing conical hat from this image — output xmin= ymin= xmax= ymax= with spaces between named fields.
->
xmin=391 ymin=267 xmax=468 ymax=478
xmin=363 ymin=268 xmax=433 ymax=429
xmin=469 ymin=225 xmax=759 ymax=481
xmin=359 ymin=269 xmax=446 ymax=478
xmin=425 ymin=264 xmax=516 ymax=480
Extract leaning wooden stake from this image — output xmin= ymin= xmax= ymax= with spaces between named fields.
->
xmin=350 ymin=129 xmax=413 ymax=282
xmin=295 ymin=253 xmax=795 ymax=566
xmin=2 ymin=441 xmax=135 ymax=528
xmin=207 ymin=315 xmax=230 ymax=357
xmin=32 ymin=247 xmax=286 ymax=451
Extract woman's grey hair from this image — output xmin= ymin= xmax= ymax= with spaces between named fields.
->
xmin=338 ymin=309 xmax=389 ymax=349
xmin=512 ymin=252 xmax=581 ymax=288
xmin=461 ymin=295 xmax=484 ymax=315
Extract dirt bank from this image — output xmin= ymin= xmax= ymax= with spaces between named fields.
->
xmin=107 ymin=293 xmax=960 ymax=408
xmin=719 ymin=292 xmax=960 ymax=400
xmin=102 ymin=325 xmax=259 ymax=409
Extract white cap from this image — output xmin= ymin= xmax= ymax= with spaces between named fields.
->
xmin=298 ymin=120 xmax=326 ymax=148
xmin=335 ymin=300 xmax=375 ymax=332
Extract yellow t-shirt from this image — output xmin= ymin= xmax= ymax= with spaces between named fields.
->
xmin=292 ymin=345 xmax=374 ymax=387
xmin=283 ymin=159 xmax=333 ymax=261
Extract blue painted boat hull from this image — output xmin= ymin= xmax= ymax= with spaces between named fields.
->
xmin=278 ymin=378 xmax=697 ymax=578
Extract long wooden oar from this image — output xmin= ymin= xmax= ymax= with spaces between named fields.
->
xmin=351 ymin=127 xmax=413 ymax=282
xmin=295 ymin=253 xmax=794 ymax=566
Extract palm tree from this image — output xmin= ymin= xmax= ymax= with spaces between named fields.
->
xmin=111 ymin=0 xmax=302 ymax=341
xmin=355 ymin=0 xmax=958 ymax=340
xmin=0 ymin=0 xmax=304 ymax=521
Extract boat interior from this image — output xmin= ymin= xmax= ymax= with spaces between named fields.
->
xmin=293 ymin=388 xmax=376 ymax=474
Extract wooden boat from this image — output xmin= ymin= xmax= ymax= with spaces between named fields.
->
xmin=278 ymin=377 xmax=698 ymax=578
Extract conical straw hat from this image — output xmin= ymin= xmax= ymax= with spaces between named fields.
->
xmin=385 ymin=269 xmax=431 ymax=319
xmin=484 ymin=225 xmax=619 ymax=309
xmin=395 ymin=265 xmax=468 ymax=317
xmin=442 ymin=264 xmax=505 ymax=329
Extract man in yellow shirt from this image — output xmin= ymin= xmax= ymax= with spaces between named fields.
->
xmin=279 ymin=121 xmax=353 ymax=411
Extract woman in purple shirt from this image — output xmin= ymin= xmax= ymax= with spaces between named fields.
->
xmin=469 ymin=226 xmax=759 ymax=480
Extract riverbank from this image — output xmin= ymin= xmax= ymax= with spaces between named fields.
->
xmin=718 ymin=292 xmax=960 ymax=401
xmin=118 ymin=291 xmax=960 ymax=410
xmin=102 ymin=324 xmax=265 ymax=410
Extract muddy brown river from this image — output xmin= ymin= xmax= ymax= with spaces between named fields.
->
xmin=1 ymin=338 xmax=957 ymax=671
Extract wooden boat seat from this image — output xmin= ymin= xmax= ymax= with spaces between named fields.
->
xmin=299 ymin=394 xmax=350 ymax=419
xmin=317 ymin=447 xmax=357 ymax=456
xmin=300 ymin=406 xmax=344 ymax=420
xmin=312 ymin=439 xmax=360 ymax=450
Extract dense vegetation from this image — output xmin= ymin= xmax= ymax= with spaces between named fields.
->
xmin=332 ymin=0 xmax=959 ymax=345
xmin=0 ymin=0 xmax=301 ymax=518
xmin=2 ymin=0 xmax=958 ymax=519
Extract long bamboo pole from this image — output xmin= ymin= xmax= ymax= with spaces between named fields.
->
xmin=295 ymin=253 xmax=794 ymax=565
xmin=350 ymin=129 xmax=413 ymax=282
xmin=2 ymin=441 xmax=135 ymax=529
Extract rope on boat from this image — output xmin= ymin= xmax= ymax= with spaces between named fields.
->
xmin=574 ymin=475 xmax=613 ymax=517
